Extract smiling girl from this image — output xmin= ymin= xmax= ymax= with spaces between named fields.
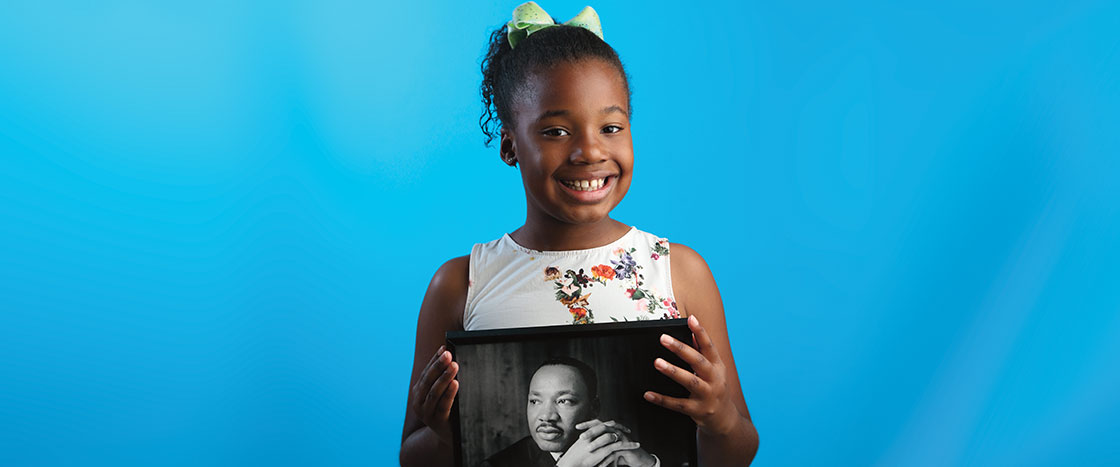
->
xmin=401 ymin=3 xmax=759 ymax=466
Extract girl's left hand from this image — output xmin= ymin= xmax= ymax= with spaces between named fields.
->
xmin=643 ymin=315 xmax=741 ymax=436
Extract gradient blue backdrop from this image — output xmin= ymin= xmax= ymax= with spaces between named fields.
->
xmin=2 ymin=1 xmax=1118 ymax=465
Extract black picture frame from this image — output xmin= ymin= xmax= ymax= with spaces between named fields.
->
xmin=447 ymin=319 xmax=698 ymax=467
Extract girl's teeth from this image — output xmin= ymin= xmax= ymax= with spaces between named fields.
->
xmin=562 ymin=178 xmax=606 ymax=191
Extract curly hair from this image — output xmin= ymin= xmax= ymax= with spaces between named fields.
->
xmin=479 ymin=24 xmax=632 ymax=147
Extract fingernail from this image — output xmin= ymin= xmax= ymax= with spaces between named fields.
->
xmin=660 ymin=334 xmax=671 ymax=345
xmin=689 ymin=315 xmax=698 ymax=325
xmin=654 ymin=358 xmax=666 ymax=369
xmin=643 ymin=392 xmax=656 ymax=402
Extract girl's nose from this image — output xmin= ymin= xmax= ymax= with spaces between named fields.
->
xmin=569 ymin=133 xmax=607 ymax=165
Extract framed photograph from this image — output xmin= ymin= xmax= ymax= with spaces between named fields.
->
xmin=447 ymin=319 xmax=697 ymax=467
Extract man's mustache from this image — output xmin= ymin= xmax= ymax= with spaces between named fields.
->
xmin=535 ymin=423 xmax=563 ymax=433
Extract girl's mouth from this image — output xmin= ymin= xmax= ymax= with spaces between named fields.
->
xmin=557 ymin=175 xmax=614 ymax=203
xmin=560 ymin=177 xmax=607 ymax=191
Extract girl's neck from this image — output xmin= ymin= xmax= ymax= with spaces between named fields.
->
xmin=509 ymin=217 xmax=631 ymax=252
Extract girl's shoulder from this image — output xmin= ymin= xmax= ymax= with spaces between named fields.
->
xmin=420 ymin=255 xmax=470 ymax=329
xmin=430 ymin=254 xmax=470 ymax=295
xmin=663 ymin=241 xmax=721 ymax=319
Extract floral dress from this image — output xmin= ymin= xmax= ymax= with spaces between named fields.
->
xmin=464 ymin=227 xmax=679 ymax=331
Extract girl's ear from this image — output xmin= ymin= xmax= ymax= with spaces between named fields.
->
xmin=499 ymin=128 xmax=518 ymax=167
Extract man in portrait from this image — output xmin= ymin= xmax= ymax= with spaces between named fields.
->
xmin=483 ymin=357 xmax=657 ymax=467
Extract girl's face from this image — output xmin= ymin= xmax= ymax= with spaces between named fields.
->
xmin=502 ymin=59 xmax=633 ymax=227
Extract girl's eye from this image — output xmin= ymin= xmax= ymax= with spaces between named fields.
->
xmin=602 ymin=125 xmax=624 ymax=134
xmin=542 ymin=128 xmax=570 ymax=137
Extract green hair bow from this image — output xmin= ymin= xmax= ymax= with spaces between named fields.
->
xmin=507 ymin=1 xmax=604 ymax=49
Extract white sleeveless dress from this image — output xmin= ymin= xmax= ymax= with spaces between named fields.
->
xmin=464 ymin=227 xmax=680 ymax=331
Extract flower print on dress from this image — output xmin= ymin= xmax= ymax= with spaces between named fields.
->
xmin=570 ymin=307 xmax=589 ymax=322
xmin=560 ymin=293 xmax=590 ymax=308
xmin=606 ymin=246 xmax=680 ymax=319
xmin=546 ymin=243 xmax=679 ymax=324
xmin=559 ymin=280 xmax=578 ymax=297
xmin=651 ymin=239 xmax=670 ymax=260
xmin=567 ymin=268 xmax=593 ymax=288
xmin=662 ymin=298 xmax=680 ymax=319
xmin=551 ymin=267 xmax=597 ymax=324
xmin=634 ymin=297 xmax=650 ymax=313
xmin=611 ymin=248 xmax=639 ymax=280
xmin=590 ymin=264 xmax=615 ymax=283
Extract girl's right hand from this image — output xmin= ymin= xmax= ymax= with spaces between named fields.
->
xmin=408 ymin=345 xmax=459 ymax=444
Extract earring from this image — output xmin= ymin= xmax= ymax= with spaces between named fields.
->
xmin=502 ymin=154 xmax=517 ymax=166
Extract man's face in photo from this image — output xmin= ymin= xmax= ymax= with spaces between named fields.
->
xmin=526 ymin=364 xmax=596 ymax=453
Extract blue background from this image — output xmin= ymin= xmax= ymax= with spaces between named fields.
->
xmin=2 ymin=1 xmax=1118 ymax=465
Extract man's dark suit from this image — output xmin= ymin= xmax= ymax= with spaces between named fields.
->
xmin=481 ymin=436 xmax=558 ymax=467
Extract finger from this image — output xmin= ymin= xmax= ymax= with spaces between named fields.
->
xmin=578 ymin=423 xmax=634 ymax=446
xmin=595 ymin=451 xmax=622 ymax=467
xmin=644 ymin=390 xmax=700 ymax=417
xmin=578 ymin=421 xmax=616 ymax=443
xmin=437 ymin=379 xmax=458 ymax=418
xmin=688 ymin=315 xmax=722 ymax=365
xmin=587 ymin=431 xmax=618 ymax=451
xmin=601 ymin=420 xmax=631 ymax=434
xmin=427 ymin=345 xmax=446 ymax=367
xmin=422 ymin=361 xmax=458 ymax=413
xmin=575 ymin=418 xmax=604 ymax=431
xmin=590 ymin=439 xmax=641 ymax=457
xmin=599 ymin=430 xmax=636 ymax=451
xmin=655 ymin=357 xmax=709 ymax=395
xmin=574 ymin=419 xmax=632 ymax=435
xmin=577 ymin=440 xmax=637 ymax=467
xmin=660 ymin=333 xmax=713 ymax=377
xmin=588 ymin=430 xmax=638 ymax=451
xmin=417 ymin=346 xmax=446 ymax=385
xmin=416 ymin=349 xmax=451 ymax=396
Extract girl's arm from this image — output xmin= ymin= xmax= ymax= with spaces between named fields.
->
xmin=659 ymin=243 xmax=760 ymax=466
xmin=400 ymin=256 xmax=469 ymax=467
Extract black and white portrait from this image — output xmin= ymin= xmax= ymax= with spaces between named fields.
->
xmin=448 ymin=320 xmax=696 ymax=467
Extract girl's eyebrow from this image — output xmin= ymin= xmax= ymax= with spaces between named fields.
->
xmin=535 ymin=105 xmax=627 ymax=122
xmin=601 ymin=105 xmax=626 ymax=116
xmin=536 ymin=109 xmax=569 ymax=121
